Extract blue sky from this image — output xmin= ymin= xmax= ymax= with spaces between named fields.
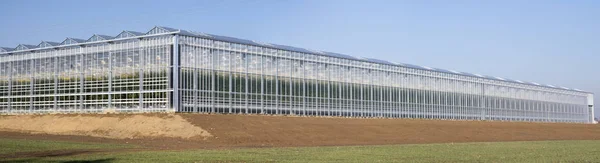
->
xmin=1 ymin=0 xmax=599 ymax=116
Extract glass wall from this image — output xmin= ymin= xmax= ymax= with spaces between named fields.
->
xmin=0 ymin=32 xmax=592 ymax=123
xmin=0 ymin=36 xmax=173 ymax=113
xmin=178 ymin=35 xmax=591 ymax=123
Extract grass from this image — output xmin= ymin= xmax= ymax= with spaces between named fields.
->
xmin=2 ymin=139 xmax=600 ymax=162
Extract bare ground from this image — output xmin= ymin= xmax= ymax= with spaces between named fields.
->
xmin=0 ymin=114 xmax=211 ymax=139
xmin=2 ymin=113 xmax=600 ymax=150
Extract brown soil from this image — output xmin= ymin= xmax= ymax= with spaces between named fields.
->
xmin=2 ymin=113 xmax=600 ymax=150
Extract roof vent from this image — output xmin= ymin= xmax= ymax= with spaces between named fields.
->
xmin=390 ymin=61 xmax=406 ymax=66
xmin=252 ymin=40 xmax=273 ymax=47
xmin=305 ymin=48 xmax=324 ymax=54
xmin=421 ymin=66 xmax=433 ymax=70
xmin=189 ymin=30 xmax=213 ymax=38
xmin=448 ymin=69 xmax=461 ymax=74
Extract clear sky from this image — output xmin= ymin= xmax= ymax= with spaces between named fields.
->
xmin=1 ymin=0 xmax=599 ymax=116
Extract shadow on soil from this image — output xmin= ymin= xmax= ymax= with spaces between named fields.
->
xmin=0 ymin=150 xmax=101 ymax=159
xmin=0 ymin=158 xmax=116 ymax=163
xmin=0 ymin=150 xmax=116 ymax=163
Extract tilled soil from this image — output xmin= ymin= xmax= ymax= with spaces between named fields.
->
xmin=2 ymin=113 xmax=600 ymax=150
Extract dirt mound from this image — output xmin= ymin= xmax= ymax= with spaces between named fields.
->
xmin=0 ymin=114 xmax=211 ymax=140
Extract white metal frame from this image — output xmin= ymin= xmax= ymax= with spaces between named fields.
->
xmin=0 ymin=26 xmax=593 ymax=123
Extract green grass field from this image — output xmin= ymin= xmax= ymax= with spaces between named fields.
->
xmin=1 ymin=138 xmax=600 ymax=163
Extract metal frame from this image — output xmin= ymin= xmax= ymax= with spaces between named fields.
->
xmin=176 ymin=35 xmax=593 ymax=123
xmin=0 ymin=26 xmax=594 ymax=123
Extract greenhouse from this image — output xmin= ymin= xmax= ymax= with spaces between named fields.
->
xmin=0 ymin=26 xmax=594 ymax=123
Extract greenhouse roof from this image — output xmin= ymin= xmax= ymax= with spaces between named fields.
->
xmin=15 ymin=44 xmax=37 ymax=51
xmin=116 ymin=30 xmax=145 ymax=39
xmin=0 ymin=26 xmax=588 ymax=93
xmin=38 ymin=41 xmax=60 ymax=48
xmin=0 ymin=47 xmax=14 ymax=53
xmin=87 ymin=34 xmax=115 ymax=42
xmin=61 ymin=38 xmax=86 ymax=45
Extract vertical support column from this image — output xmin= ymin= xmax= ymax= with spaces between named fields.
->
xmin=228 ymin=50 xmax=232 ymax=114
xmin=455 ymin=79 xmax=458 ymax=120
xmin=30 ymin=57 xmax=34 ymax=112
xmin=54 ymin=52 xmax=59 ymax=111
xmin=302 ymin=61 xmax=306 ymax=116
xmin=327 ymin=66 xmax=331 ymax=116
xmin=108 ymin=50 xmax=113 ymax=109
xmin=211 ymin=48 xmax=216 ymax=113
xmin=275 ymin=58 xmax=279 ymax=115
xmin=480 ymin=83 xmax=486 ymax=120
xmin=139 ymin=46 xmax=144 ymax=110
xmin=370 ymin=71 xmax=374 ymax=117
xmin=429 ymin=80 xmax=433 ymax=119
xmin=8 ymin=61 xmax=12 ymax=113
xmin=449 ymin=79 xmax=453 ymax=120
xmin=361 ymin=82 xmax=364 ymax=117
xmin=396 ymin=79 xmax=400 ymax=118
xmin=338 ymin=73 xmax=343 ymax=116
xmin=316 ymin=77 xmax=319 ymax=116
xmin=411 ymin=76 xmax=415 ymax=119
xmin=435 ymin=79 xmax=439 ymax=119
xmin=343 ymin=80 xmax=347 ymax=117
xmin=172 ymin=35 xmax=180 ymax=112
xmin=289 ymin=60 xmax=293 ymax=115
xmin=459 ymin=82 xmax=463 ymax=120
xmin=542 ymin=93 xmax=554 ymax=122
xmin=245 ymin=53 xmax=249 ymax=114
xmin=193 ymin=61 xmax=199 ymax=112
xmin=348 ymin=78 xmax=355 ymax=117
xmin=389 ymin=80 xmax=393 ymax=118
xmin=260 ymin=54 xmax=264 ymax=114
xmin=79 ymin=49 xmax=85 ymax=111
xmin=420 ymin=78 xmax=424 ymax=119
xmin=379 ymin=81 xmax=383 ymax=117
